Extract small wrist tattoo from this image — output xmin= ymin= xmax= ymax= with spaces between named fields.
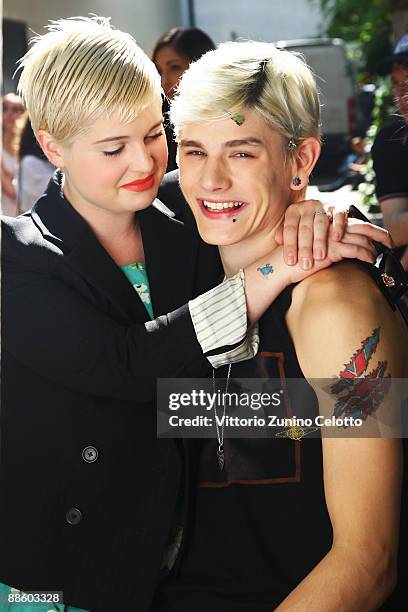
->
xmin=257 ymin=263 xmax=274 ymax=277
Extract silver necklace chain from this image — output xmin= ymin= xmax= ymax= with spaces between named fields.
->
xmin=212 ymin=362 xmax=232 ymax=471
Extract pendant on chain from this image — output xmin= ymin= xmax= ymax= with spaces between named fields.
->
xmin=217 ymin=445 xmax=225 ymax=471
xmin=213 ymin=363 xmax=231 ymax=472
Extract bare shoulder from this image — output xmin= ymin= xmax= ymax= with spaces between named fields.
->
xmin=291 ymin=261 xmax=382 ymax=308
xmin=286 ymin=261 xmax=408 ymax=378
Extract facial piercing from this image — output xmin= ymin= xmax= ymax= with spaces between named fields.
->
xmin=231 ymin=114 xmax=245 ymax=126
xmin=233 ymin=218 xmax=236 ymax=223
xmin=292 ymin=176 xmax=302 ymax=187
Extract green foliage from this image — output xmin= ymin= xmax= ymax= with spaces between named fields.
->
xmin=358 ymin=78 xmax=394 ymax=212
xmin=315 ymin=0 xmax=392 ymax=79
xmin=313 ymin=0 xmax=398 ymax=211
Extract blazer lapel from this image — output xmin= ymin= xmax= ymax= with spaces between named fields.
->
xmin=31 ymin=174 xmax=151 ymax=324
xmin=31 ymin=174 xmax=220 ymax=325
xmin=65 ymin=236 xmax=152 ymax=323
xmin=139 ymin=199 xmax=199 ymax=317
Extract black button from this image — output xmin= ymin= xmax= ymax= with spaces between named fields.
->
xmin=66 ymin=507 xmax=82 ymax=525
xmin=82 ymin=446 xmax=98 ymax=463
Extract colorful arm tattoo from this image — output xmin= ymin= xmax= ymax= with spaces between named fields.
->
xmin=330 ymin=327 xmax=391 ymax=421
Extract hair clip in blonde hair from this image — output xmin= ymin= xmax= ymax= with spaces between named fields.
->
xmin=288 ymin=138 xmax=297 ymax=150
xmin=231 ymin=114 xmax=245 ymax=126
xmin=288 ymin=123 xmax=303 ymax=151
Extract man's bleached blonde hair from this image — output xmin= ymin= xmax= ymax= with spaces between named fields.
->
xmin=17 ymin=16 xmax=162 ymax=143
xmin=170 ymin=40 xmax=321 ymax=147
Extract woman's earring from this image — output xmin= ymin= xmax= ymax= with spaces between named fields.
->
xmin=292 ymin=176 xmax=302 ymax=187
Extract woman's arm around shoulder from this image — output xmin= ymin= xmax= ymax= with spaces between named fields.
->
xmin=1 ymin=216 xmax=212 ymax=402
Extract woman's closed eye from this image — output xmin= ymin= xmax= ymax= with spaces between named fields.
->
xmin=102 ymin=130 xmax=163 ymax=156
xmin=145 ymin=130 xmax=164 ymax=141
xmin=103 ymin=146 xmax=125 ymax=157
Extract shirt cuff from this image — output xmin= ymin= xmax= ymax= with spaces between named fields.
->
xmin=188 ymin=269 xmax=259 ymax=368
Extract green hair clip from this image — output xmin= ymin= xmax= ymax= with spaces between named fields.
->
xmin=231 ymin=114 xmax=245 ymax=126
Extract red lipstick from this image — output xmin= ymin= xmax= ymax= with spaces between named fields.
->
xmin=120 ymin=174 xmax=155 ymax=192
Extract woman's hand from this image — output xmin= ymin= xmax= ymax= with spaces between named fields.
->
xmin=325 ymin=219 xmax=378 ymax=263
xmin=275 ymin=200 xmax=392 ymax=270
xmin=287 ymin=220 xmax=383 ymax=284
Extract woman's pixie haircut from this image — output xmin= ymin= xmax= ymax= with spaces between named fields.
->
xmin=17 ymin=16 xmax=162 ymax=143
xmin=170 ymin=40 xmax=321 ymax=146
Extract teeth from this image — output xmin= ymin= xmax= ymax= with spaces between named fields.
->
xmin=203 ymin=201 xmax=244 ymax=210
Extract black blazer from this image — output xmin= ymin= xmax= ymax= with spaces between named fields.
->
xmin=0 ymin=172 xmax=222 ymax=611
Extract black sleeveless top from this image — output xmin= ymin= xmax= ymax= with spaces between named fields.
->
xmin=155 ymin=285 xmax=333 ymax=611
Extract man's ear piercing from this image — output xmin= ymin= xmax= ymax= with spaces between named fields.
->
xmin=292 ymin=176 xmax=302 ymax=187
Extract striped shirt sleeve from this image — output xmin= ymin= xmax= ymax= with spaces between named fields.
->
xmin=188 ymin=269 xmax=259 ymax=368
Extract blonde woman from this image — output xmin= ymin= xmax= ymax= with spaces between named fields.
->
xmin=1 ymin=18 xmax=393 ymax=612
xmin=152 ymin=42 xmax=408 ymax=611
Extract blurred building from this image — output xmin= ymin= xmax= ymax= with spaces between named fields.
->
xmin=2 ymin=0 xmax=183 ymax=92
xmin=192 ymin=0 xmax=325 ymax=43
xmin=3 ymin=0 xmax=326 ymax=93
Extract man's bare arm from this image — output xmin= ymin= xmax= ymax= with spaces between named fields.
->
xmin=276 ymin=264 xmax=407 ymax=611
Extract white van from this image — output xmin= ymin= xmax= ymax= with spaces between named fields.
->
xmin=275 ymin=38 xmax=356 ymax=179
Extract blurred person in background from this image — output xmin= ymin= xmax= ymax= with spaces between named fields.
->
xmin=372 ymin=32 xmax=408 ymax=272
xmin=1 ymin=93 xmax=24 ymax=215
xmin=152 ymin=27 xmax=216 ymax=171
xmin=319 ymin=136 xmax=368 ymax=192
xmin=16 ymin=114 xmax=55 ymax=213
xmin=371 ymin=33 xmax=408 ymax=612
xmin=152 ymin=27 xmax=216 ymax=100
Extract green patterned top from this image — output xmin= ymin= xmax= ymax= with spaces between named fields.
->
xmin=120 ymin=262 xmax=153 ymax=319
